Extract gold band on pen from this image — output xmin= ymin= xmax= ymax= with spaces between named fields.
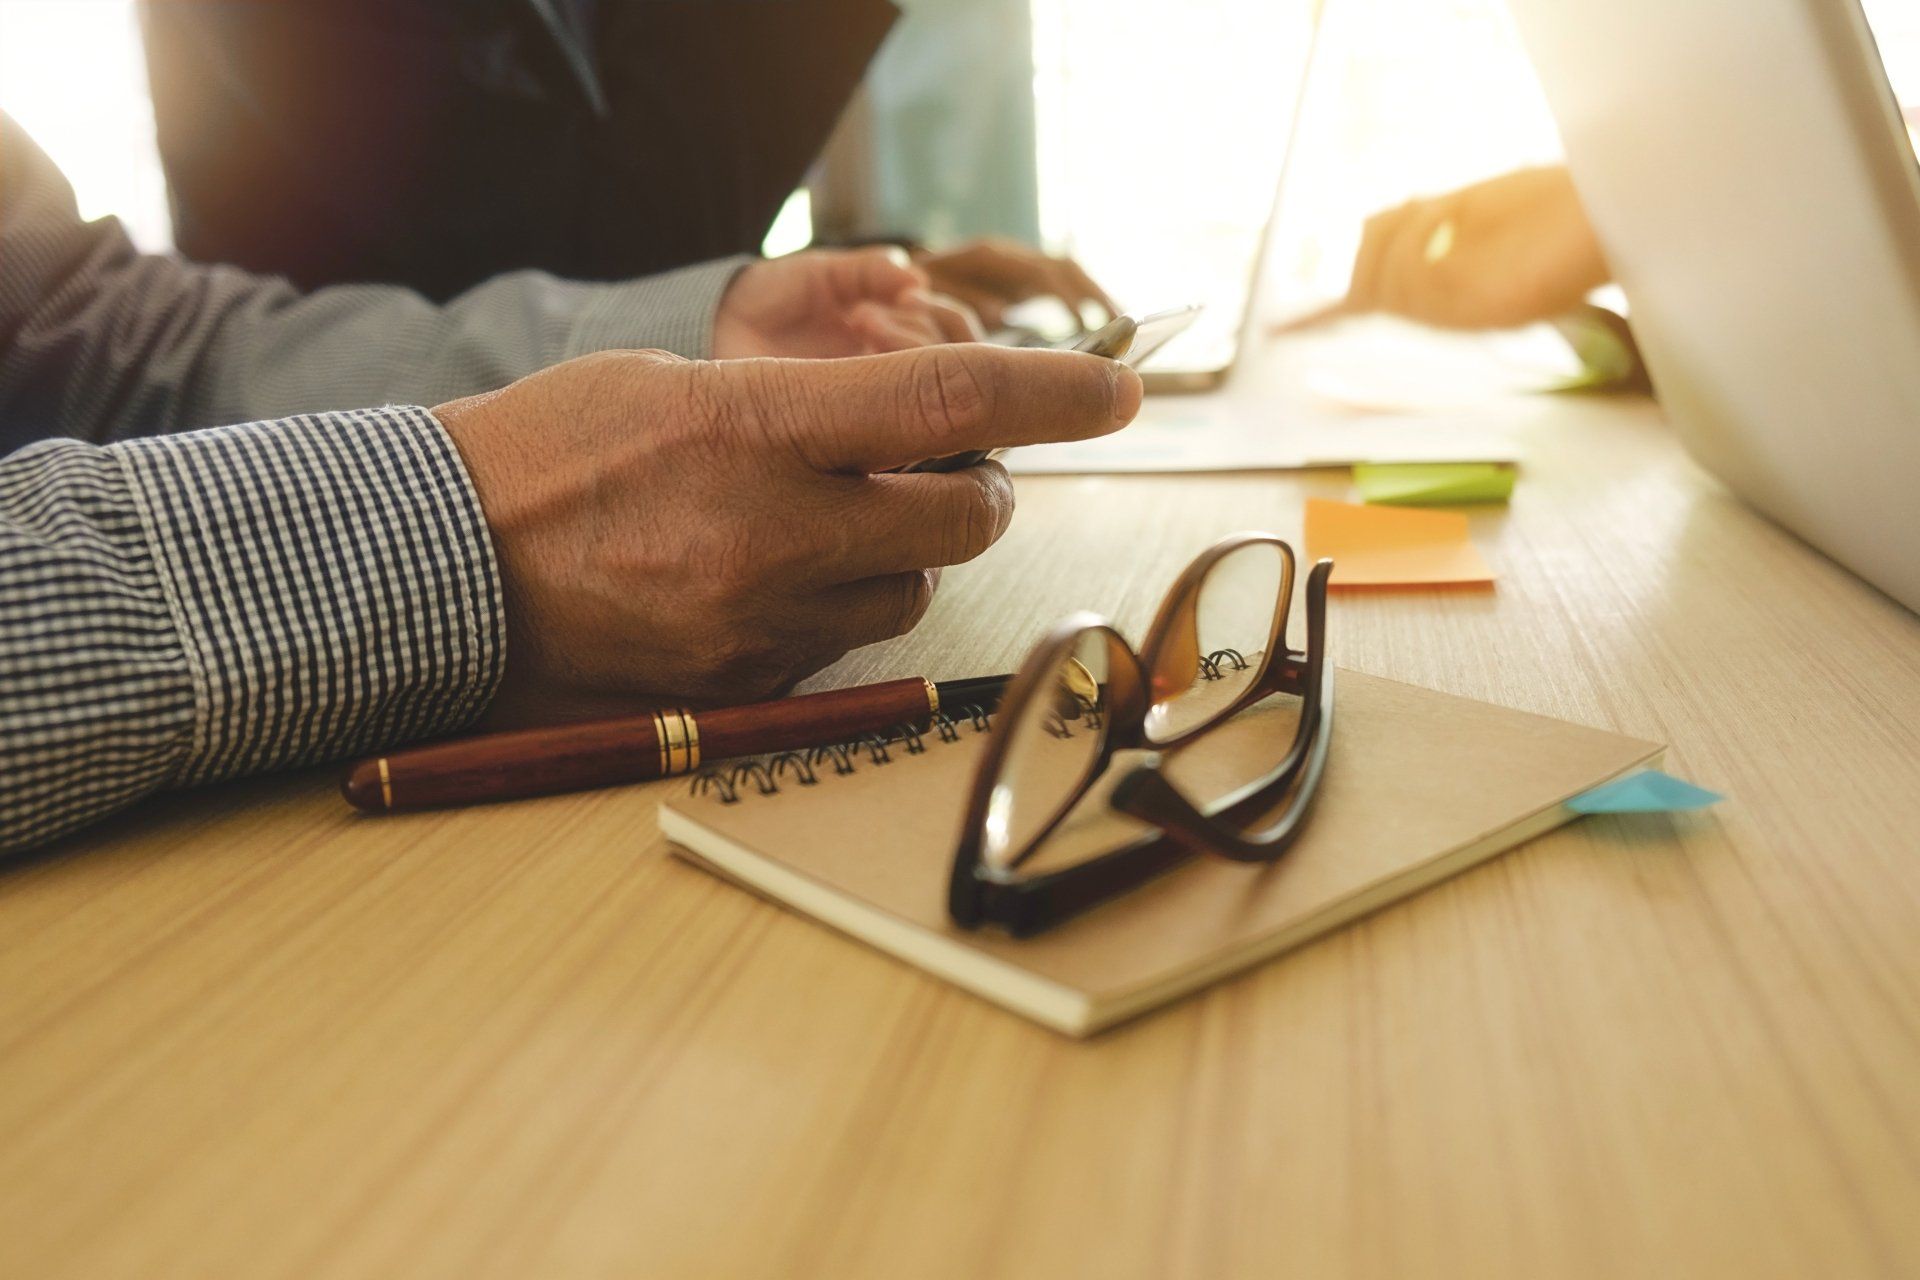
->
xmin=655 ymin=708 xmax=699 ymax=777
xmin=923 ymin=677 xmax=939 ymax=719
xmin=681 ymin=710 xmax=698 ymax=773
xmin=1061 ymin=657 xmax=1099 ymax=708
xmin=663 ymin=710 xmax=685 ymax=776
xmin=377 ymin=757 xmax=393 ymax=810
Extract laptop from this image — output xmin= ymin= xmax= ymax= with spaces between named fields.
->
xmin=1505 ymin=0 xmax=1920 ymax=612
xmin=992 ymin=1 xmax=1326 ymax=394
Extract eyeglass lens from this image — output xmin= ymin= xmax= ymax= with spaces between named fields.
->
xmin=985 ymin=543 xmax=1306 ymax=877
xmin=982 ymin=629 xmax=1113 ymax=871
xmin=1145 ymin=540 xmax=1287 ymax=742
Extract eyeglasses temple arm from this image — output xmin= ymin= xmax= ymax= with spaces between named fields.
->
xmin=1110 ymin=559 xmax=1334 ymax=863
xmin=973 ymin=836 xmax=1201 ymax=937
xmin=1109 ymin=663 xmax=1333 ymax=862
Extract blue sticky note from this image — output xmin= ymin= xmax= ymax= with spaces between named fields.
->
xmin=1567 ymin=770 xmax=1723 ymax=814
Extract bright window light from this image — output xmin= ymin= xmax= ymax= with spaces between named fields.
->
xmin=0 ymin=0 xmax=170 ymax=251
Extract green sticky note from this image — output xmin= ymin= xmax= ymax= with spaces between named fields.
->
xmin=1352 ymin=462 xmax=1516 ymax=506
xmin=1543 ymin=368 xmax=1613 ymax=395
xmin=1547 ymin=309 xmax=1639 ymax=393
xmin=1567 ymin=770 xmax=1723 ymax=814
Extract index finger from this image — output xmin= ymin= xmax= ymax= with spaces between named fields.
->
xmin=820 ymin=245 xmax=931 ymax=306
xmin=1052 ymin=258 xmax=1120 ymax=323
xmin=776 ymin=344 xmax=1143 ymax=474
xmin=1346 ymin=200 xmax=1420 ymax=314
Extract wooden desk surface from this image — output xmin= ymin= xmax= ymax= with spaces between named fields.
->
xmin=2 ymin=391 xmax=1917 ymax=1279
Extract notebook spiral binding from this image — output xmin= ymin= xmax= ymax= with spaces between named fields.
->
xmin=1198 ymin=647 xmax=1250 ymax=680
xmin=685 ymin=647 xmax=1252 ymax=806
xmin=688 ymin=701 xmax=1000 ymax=805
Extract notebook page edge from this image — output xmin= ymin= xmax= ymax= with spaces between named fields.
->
xmin=660 ymin=805 xmax=1100 ymax=1036
xmin=1080 ymin=745 xmax=1667 ymax=1033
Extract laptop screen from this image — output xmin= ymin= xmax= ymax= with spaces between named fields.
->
xmin=1029 ymin=0 xmax=1323 ymax=378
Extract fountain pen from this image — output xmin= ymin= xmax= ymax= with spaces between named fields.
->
xmin=341 ymin=674 xmax=1010 ymax=813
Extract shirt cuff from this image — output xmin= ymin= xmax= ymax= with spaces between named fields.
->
xmin=560 ymin=254 xmax=754 ymax=361
xmin=115 ymin=406 xmax=507 ymax=785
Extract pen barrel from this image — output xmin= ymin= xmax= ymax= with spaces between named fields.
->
xmin=693 ymin=676 xmax=937 ymax=763
xmin=341 ymin=677 xmax=938 ymax=813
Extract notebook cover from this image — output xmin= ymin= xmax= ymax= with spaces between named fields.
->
xmin=662 ymin=671 xmax=1660 ymax=1035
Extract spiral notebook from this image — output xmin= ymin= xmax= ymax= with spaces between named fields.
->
xmin=661 ymin=670 xmax=1661 ymax=1036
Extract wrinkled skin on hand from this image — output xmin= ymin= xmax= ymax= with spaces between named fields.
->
xmin=436 ymin=344 xmax=1142 ymax=724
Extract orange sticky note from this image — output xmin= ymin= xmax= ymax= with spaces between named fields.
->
xmin=1305 ymin=498 xmax=1495 ymax=588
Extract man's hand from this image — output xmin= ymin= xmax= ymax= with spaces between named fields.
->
xmin=917 ymin=238 xmax=1119 ymax=332
xmin=436 ymin=345 xmax=1141 ymax=723
xmin=713 ymin=247 xmax=983 ymax=358
xmin=1275 ymin=167 xmax=1611 ymax=334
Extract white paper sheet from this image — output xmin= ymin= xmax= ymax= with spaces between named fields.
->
xmin=1005 ymin=317 xmax=1579 ymax=476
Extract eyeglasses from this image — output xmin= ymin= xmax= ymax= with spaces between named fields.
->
xmin=948 ymin=533 xmax=1334 ymax=937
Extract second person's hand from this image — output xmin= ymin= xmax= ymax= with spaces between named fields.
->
xmin=713 ymin=247 xmax=984 ymax=358
xmin=437 ymin=343 xmax=1142 ymax=724
xmin=1274 ymin=166 xmax=1611 ymax=335
xmin=916 ymin=237 xmax=1119 ymax=332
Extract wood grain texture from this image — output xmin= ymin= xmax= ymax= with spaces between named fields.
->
xmin=1 ymin=389 xmax=1917 ymax=1279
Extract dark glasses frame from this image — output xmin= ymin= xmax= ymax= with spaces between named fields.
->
xmin=948 ymin=534 xmax=1334 ymax=937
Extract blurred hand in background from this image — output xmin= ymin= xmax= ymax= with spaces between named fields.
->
xmin=915 ymin=237 xmax=1119 ymax=331
xmin=1277 ymin=166 xmax=1611 ymax=333
xmin=713 ymin=247 xmax=984 ymax=358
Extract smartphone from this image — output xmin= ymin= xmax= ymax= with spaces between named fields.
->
xmin=1107 ymin=303 xmax=1204 ymax=370
xmin=905 ymin=305 xmax=1203 ymax=474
